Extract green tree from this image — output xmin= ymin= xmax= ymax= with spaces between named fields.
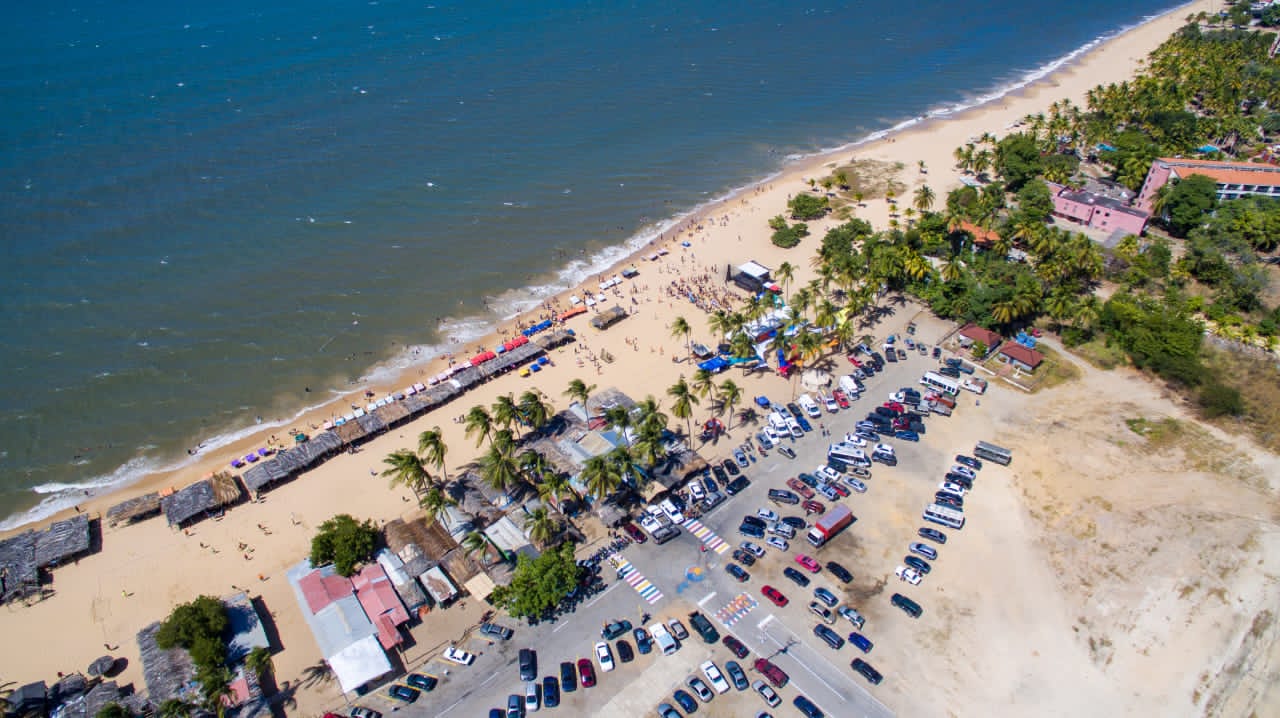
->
xmin=913 ymin=185 xmax=936 ymax=213
xmin=1015 ymin=179 xmax=1055 ymax=225
xmin=309 ymin=514 xmax=379 ymax=577
xmin=489 ymin=543 xmax=582 ymax=619
xmin=157 ymin=700 xmax=194 ymax=718
xmin=418 ymin=485 xmax=457 ymax=524
xmin=491 ymin=393 xmax=521 ymax=436
xmin=464 ymin=405 xmax=494 ymax=447
xmin=155 ymin=596 xmax=231 ymax=705
xmin=581 ymin=455 xmax=623 ymax=501
xmin=479 ymin=442 xmax=521 ymax=496
xmin=718 ymin=379 xmax=743 ymax=430
xmin=1160 ymin=174 xmax=1218 ymax=237
xmin=788 ymin=193 xmax=830 ymax=220
xmin=563 ymin=378 xmax=595 ymax=407
xmin=522 ymin=507 xmax=560 ymax=549
xmin=669 ymin=316 xmax=693 ymax=359
xmin=245 ymin=646 xmax=274 ymax=684
xmin=995 ymin=133 xmax=1042 ymax=191
xmin=666 ymin=376 xmax=700 ymax=438
xmin=537 ymin=471 xmax=580 ymax=513
xmin=380 ymin=449 xmax=432 ymax=497
xmin=417 ymin=427 xmax=449 ymax=485
xmin=96 ymin=704 xmax=131 ymax=718
xmin=461 ymin=530 xmax=490 ymax=559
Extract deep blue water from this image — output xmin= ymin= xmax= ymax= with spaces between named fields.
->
xmin=0 ymin=0 xmax=1183 ymax=527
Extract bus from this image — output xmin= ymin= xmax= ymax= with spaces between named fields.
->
xmin=973 ymin=440 xmax=1012 ymax=466
xmin=919 ymin=371 xmax=960 ymax=397
xmin=922 ymin=503 xmax=965 ymax=530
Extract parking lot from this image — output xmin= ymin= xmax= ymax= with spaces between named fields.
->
xmin=363 ymin=334 xmax=981 ymax=717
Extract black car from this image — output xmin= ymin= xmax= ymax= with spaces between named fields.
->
xmin=739 ymin=522 xmax=765 ymax=538
xmin=726 ymin=563 xmax=750 ymax=582
xmin=711 ymin=464 xmax=730 ymax=484
xmin=939 ymin=366 xmax=961 ymax=378
xmin=783 ymin=566 xmax=811 ymax=587
xmin=702 ymin=472 xmax=719 ymax=493
xmin=725 ymin=476 xmax=750 ymax=496
xmin=689 ymin=611 xmax=720 ymax=644
xmin=872 ymin=452 xmax=898 ymax=467
xmin=722 ymin=459 xmax=741 ymax=476
xmin=851 ymin=658 xmax=883 ymax=685
xmin=519 ymin=649 xmax=537 ymax=681
xmin=825 ymin=561 xmax=853 ymax=584
xmin=813 ymin=624 xmax=844 ymax=649
xmin=944 ymin=473 xmax=973 ymax=490
xmin=786 ymin=402 xmax=803 ymax=418
xmin=601 ymin=620 xmax=633 ymax=641
xmin=406 ymin=673 xmax=437 ymax=692
xmin=633 ymin=627 xmax=653 ymax=655
xmin=873 ymin=406 xmax=897 ymax=419
xmin=742 ymin=515 xmax=766 ymax=528
xmin=480 ymin=622 xmax=513 ymax=640
xmin=768 ymin=489 xmax=800 ymax=505
xmin=616 ymin=639 xmax=634 ymax=663
xmin=793 ymin=694 xmax=826 ymax=718
xmin=732 ymin=548 xmax=757 ymax=566
xmin=932 ymin=346 xmax=942 ymax=359
xmin=934 ymin=493 xmax=963 ymax=509
xmin=673 ymin=689 xmax=697 ymax=713
xmin=903 ymin=556 xmax=932 ymax=574
xmin=542 ymin=676 xmax=561 ymax=707
xmin=559 ymin=661 xmax=577 ymax=692
xmin=781 ymin=516 xmax=807 ymax=530
xmin=891 ymin=592 xmax=923 ymax=618
xmin=955 ymin=454 xmax=983 ymax=470
xmin=388 ymin=685 xmax=419 ymax=703
xmin=917 ymin=527 xmax=947 ymax=544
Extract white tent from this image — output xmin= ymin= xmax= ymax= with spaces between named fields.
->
xmin=328 ymin=635 xmax=393 ymax=694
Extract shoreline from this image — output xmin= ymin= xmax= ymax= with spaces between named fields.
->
xmin=0 ymin=0 xmax=1206 ymax=537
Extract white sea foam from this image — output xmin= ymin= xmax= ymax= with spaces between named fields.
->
xmin=2 ymin=456 xmax=162 ymax=532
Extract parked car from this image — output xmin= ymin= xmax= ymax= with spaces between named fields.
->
xmin=350 ymin=707 xmax=382 ymax=718
xmin=777 ymin=445 xmax=797 ymax=459
xmin=732 ymin=548 xmax=757 ymax=566
xmin=738 ymin=522 xmax=765 ymax=539
xmin=480 ymin=622 xmax=514 ymax=640
xmin=794 ymin=554 xmax=821 ymax=572
xmin=601 ymin=620 xmax=633 ymax=641
xmin=594 ymin=642 xmax=614 ymax=671
xmin=756 ymin=431 xmax=775 ymax=450
xmin=559 ymin=661 xmax=577 ymax=692
xmin=725 ymin=476 xmax=750 ymax=495
xmin=634 ymin=627 xmax=653 ymax=655
xmin=388 ymin=685 xmax=420 ymax=703
xmin=700 ymin=660 xmax=731 ymax=694
xmin=939 ymin=366 xmax=961 ymax=378
xmin=519 ymin=648 xmax=537 ymax=680
xmin=725 ymin=660 xmax=749 ymax=690
xmin=767 ymin=489 xmax=800 ymax=505
xmin=813 ymin=624 xmax=844 ymax=649
xmin=616 ymin=639 xmax=634 ymax=663
xmin=844 ymin=477 xmax=867 ymax=493
xmin=668 ymin=618 xmax=690 ymax=641
xmin=939 ymin=481 xmax=967 ymax=496
xmin=656 ymin=704 xmax=680 ymax=718
xmin=766 ymin=536 xmax=790 ymax=551
xmin=825 ymin=561 xmax=853 ymax=584
xmin=726 ymin=563 xmax=750 ymax=582
xmin=505 ymin=694 xmax=522 ymax=718
xmin=689 ymin=612 xmax=720 ymax=644
xmin=740 ymin=541 xmax=765 ymax=559
xmin=723 ymin=635 xmax=750 ymax=659
xmin=742 ymin=515 xmax=766 ymax=528
xmin=524 ymin=681 xmax=540 ymax=712
xmin=950 ymin=464 xmax=978 ymax=480
xmin=849 ymin=632 xmax=874 ymax=654
xmin=734 ymin=449 xmax=750 ymax=468
xmin=785 ymin=478 xmax=815 ymax=499
xmin=904 ymin=556 xmax=932 ymax=574
xmin=753 ymin=679 xmax=782 ymax=707
xmin=955 ymin=454 xmax=983 ymax=470
xmin=781 ymin=516 xmax=807 ymax=530
xmin=761 ymin=585 xmax=789 ymax=606
xmin=909 ymin=542 xmax=938 ymax=561
xmin=756 ymin=508 xmax=779 ymax=522
xmin=895 ymin=565 xmax=923 ymax=585
xmin=753 ymin=657 xmax=790 ymax=688
xmin=443 ymin=646 xmax=476 ymax=665
xmin=783 ymin=566 xmax=811 ymax=587
xmin=894 ymin=430 xmax=920 ymax=441
xmin=794 ymin=695 xmax=825 ymax=718
xmin=577 ymin=658 xmax=597 ymax=687
xmin=837 ymin=605 xmax=866 ymax=629
xmin=813 ymin=587 xmax=838 ymax=607
xmin=801 ymin=500 xmax=826 ymax=515
xmin=918 ymin=527 xmax=947 ymax=544
xmin=672 ymin=689 xmax=696 ymax=713
xmin=406 ymin=674 xmax=438 ymax=692
xmin=851 ymin=657 xmax=883 ymax=685
xmin=686 ymin=676 xmax=714 ymax=703
xmin=891 ymin=592 xmax=923 ymax=618
xmin=808 ymin=601 xmax=835 ymax=624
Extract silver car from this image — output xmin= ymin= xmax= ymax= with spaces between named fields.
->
xmin=686 ymin=676 xmax=714 ymax=702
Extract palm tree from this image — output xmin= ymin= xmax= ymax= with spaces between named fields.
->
xmin=461 ymin=530 xmax=489 ymax=559
xmin=517 ymin=390 xmax=552 ymax=432
xmin=491 ymin=393 xmax=521 ymax=436
xmin=523 ymin=507 xmax=560 ymax=549
xmin=537 ymin=471 xmax=580 ymax=513
xmin=464 ymin=405 xmax=493 ymax=447
xmin=604 ymin=405 xmax=633 ymax=445
xmin=158 ymin=700 xmax=194 ymax=718
xmin=941 ymin=254 xmax=966 ymax=283
xmin=417 ymin=427 xmax=448 ymax=484
xmin=666 ymin=376 xmax=700 ymax=439
xmin=419 ymin=485 xmax=457 ymax=524
xmin=691 ymin=368 xmax=718 ymax=403
xmin=669 ymin=316 xmax=693 ymax=359
xmin=581 ymin=455 xmax=623 ymax=500
xmin=718 ymin=379 xmax=742 ymax=430
xmin=380 ymin=449 xmax=431 ymax=497
xmin=479 ymin=442 xmax=520 ymax=496
xmin=775 ymin=261 xmax=796 ymax=296
xmin=245 ymin=646 xmax=273 ymax=683
xmin=563 ymin=378 xmax=596 ymax=407
xmin=913 ymin=185 xmax=935 ymax=213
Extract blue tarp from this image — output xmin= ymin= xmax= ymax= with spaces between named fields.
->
xmin=698 ymin=356 xmax=730 ymax=373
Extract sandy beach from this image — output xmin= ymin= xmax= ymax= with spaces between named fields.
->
xmin=7 ymin=1 xmax=1264 ymax=716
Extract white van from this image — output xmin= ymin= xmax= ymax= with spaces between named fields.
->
xmin=797 ymin=394 xmax=822 ymax=419
xmin=649 ymin=621 xmax=679 ymax=656
xmin=838 ymin=375 xmax=862 ymax=397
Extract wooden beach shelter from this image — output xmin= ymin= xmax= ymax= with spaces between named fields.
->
xmin=33 ymin=513 xmax=92 ymax=568
xmin=590 ymin=306 xmax=628 ymax=330
xmin=161 ymin=473 xmax=243 ymax=527
xmin=106 ymin=492 xmax=162 ymax=527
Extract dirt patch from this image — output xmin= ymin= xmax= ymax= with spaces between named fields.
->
xmin=1201 ymin=346 xmax=1280 ymax=454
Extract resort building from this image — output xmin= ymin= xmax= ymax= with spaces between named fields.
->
xmin=1136 ymin=157 xmax=1280 ymax=212
xmin=287 ymin=561 xmax=393 ymax=694
xmin=1046 ymin=182 xmax=1149 ymax=238
xmin=956 ymin=324 xmax=1003 ymax=355
xmin=997 ymin=343 xmax=1045 ymax=373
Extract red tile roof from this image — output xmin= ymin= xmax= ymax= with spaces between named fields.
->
xmin=998 ymin=343 xmax=1044 ymax=368
xmin=352 ymin=564 xmax=410 ymax=649
xmin=1158 ymin=157 xmax=1280 ymax=188
xmin=298 ymin=570 xmax=354 ymax=614
xmin=958 ymin=324 xmax=1002 ymax=348
xmin=958 ymin=221 xmax=1000 ymax=247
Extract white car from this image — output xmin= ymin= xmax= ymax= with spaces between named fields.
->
xmin=765 ymin=536 xmax=790 ymax=551
xmin=595 ymin=641 xmax=615 ymax=672
xmin=646 ymin=504 xmax=672 ymax=527
xmin=660 ymin=499 xmax=685 ymax=524
xmin=939 ymin=481 xmax=967 ymax=496
xmin=689 ymin=482 xmax=707 ymax=502
xmin=814 ymin=465 xmax=842 ymax=483
xmin=841 ymin=433 xmax=866 ymax=447
xmin=895 ymin=565 xmax=923 ymax=585
xmin=442 ymin=646 xmax=476 ymax=665
xmin=700 ymin=660 xmax=731 ymax=694
xmin=686 ymin=677 xmax=714 ymax=702
xmin=821 ymin=393 xmax=840 ymax=413
xmin=874 ymin=443 xmax=895 ymax=456
xmin=740 ymin=541 xmax=765 ymax=559
xmin=949 ymin=465 xmax=977 ymax=480
xmin=753 ymin=680 xmax=781 ymax=707
xmin=638 ymin=512 xmax=663 ymax=535
xmin=844 ymin=477 xmax=867 ymax=493
xmin=756 ymin=508 xmax=779 ymax=523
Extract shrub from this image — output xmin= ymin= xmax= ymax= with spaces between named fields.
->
xmin=310 ymin=514 xmax=379 ymax=576
xmin=1199 ymin=381 xmax=1244 ymax=418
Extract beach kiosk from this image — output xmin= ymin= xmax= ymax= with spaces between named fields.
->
xmin=729 ymin=260 xmax=771 ymax=293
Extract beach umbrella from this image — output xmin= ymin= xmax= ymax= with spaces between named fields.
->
xmin=88 ymin=655 xmax=115 ymax=677
xmin=294 ymin=433 xmax=307 ymax=443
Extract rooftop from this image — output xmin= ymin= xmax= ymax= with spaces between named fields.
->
xmin=1158 ymin=157 xmax=1280 ymax=187
xmin=958 ymin=323 xmax=1003 ymax=347
xmin=999 ymin=343 xmax=1045 ymax=368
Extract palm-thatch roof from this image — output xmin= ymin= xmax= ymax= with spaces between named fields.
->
xmin=54 ymin=679 xmax=127 ymax=718
xmin=373 ymin=401 xmax=410 ymax=427
xmin=590 ymin=306 xmax=628 ymax=330
xmin=438 ymin=546 xmax=483 ymax=584
xmin=106 ymin=492 xmax=162 ymax=527
xmin=648 ymin=447 xmax=709 ymax=490
xmin=242 ymin=460 xmax=290 ymax=495
xmin=535 ymin=329 xmax=576 ymax=350
xmin=136 ymin=620 xmax=200 ymax=704
xmin=0 ymin=530 xmax=39 ymax=603
xmin=162 ymin=474 xmax=240 ymax=527
xmin=33 ymin=513 xmax=92 ymax=567
xmin=332 ymin=420 xmax=369 ymax=445
xmin=210 ymin=472 xmax=244 ymax=506
xmin=355 ymin=412 xmax=386 ymax=436
xmin=587 ymin=387 xmax=637 ymax=416
xmin=384 ymin=516 xmax=458 ymax=566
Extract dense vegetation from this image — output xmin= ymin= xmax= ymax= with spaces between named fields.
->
xmin=489 ymin=542 xmax=582 ymax=619
xmin=309 ymin=514 xmax=379 ymax=577
xmin=155 ymin=596 xmax=233 ymax=707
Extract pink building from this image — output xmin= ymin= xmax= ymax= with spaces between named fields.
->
xmin=1136 ymin=157 xmax=1280 ymax=212
xmin=1047 ymin=182 xmax=1149 ymax=237
xmin=351 ymin=563 xmax=411 ymax=649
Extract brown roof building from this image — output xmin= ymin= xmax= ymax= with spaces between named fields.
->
xmin=956 ymin=324 xmax=1002 ymax=352
xmin=997 ymin=343 xmax=1045 ymax=372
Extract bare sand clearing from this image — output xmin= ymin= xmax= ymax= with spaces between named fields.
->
xmin=9 ymin=1 xmax=1278 ymax=716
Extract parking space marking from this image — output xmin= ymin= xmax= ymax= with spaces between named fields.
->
xmin=713 ymin=592 xmax=759 ymax=627
xmin=681 ymin=518 xmax=731 ymax=554
xmin=611 ymin=556 xmax=664 ymax=604
xmin=697 ymin=591 xmax=718 ymax=607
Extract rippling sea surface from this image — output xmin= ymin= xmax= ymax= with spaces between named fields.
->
xmin=0 ymin=0 xmax=1181 ymax=527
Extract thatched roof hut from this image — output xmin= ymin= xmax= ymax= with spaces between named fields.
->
xmin=384 ymin=516 xmax=458 ymax=567
xmin=332 ymin=420 xmax=368 ymax=445
xmin=0 ymin=530 xmax=38 ymax=603
xmin=535 ymin=329 xmax=576 ymax=350
xmin=355 ymin=412 xmax=386 ymax=436
xmin=590 ymin=305 xmax=628 ymax=330
xmin=106 ymin=492 xmax=162 ymax=527
xmin=162 ymin=473 xmax=239 ymax=527
xmin=649 ymin=448 xmax=709 ymax=490
xmin=438 ymin=547 xmax=482 ymax=584
xmin=242 ymin=460 xmax=290 ymax=496
xmin=136 ymin=620 xmax=200 ymax=704
xmin=373 ymin=401 xmax=410 ymax=428
xmin=210 ymin=472 xmax=244 ymax=506
xmin=33 ymin=513 xmax=92 ymax=568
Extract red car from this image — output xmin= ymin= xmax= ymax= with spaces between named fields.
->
xmin=753 ymin=658 xmax=790 ymax=688
xmin=577 ymin=658 xmax=597 ymax=688
xmin=883 ymin=401 xmax=904 ymax=413
xmin=801 ymin=500 xmax=826 ymax=515
xmin=622 ymin=521 xmax=647 ymax=544
xmin=786 ymin=478 xmax=815 ymax=500
xmin=794 ymin=554 xmax=821 ymax=573
xmin=761 ymin=585 xmax=789 ymax=607
xmin=892 ymin=416 xmax=911 ymax=431
xmin=845 ymin=354 xmax=862 ymax=367
xmin=832 ymin=390 xmax=850 ymax=409
xmin=723 ymin=635 xmax=750 ymax=659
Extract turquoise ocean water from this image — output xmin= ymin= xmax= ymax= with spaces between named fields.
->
xmin=0 ymin=0 xmax=1183 ymax=527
